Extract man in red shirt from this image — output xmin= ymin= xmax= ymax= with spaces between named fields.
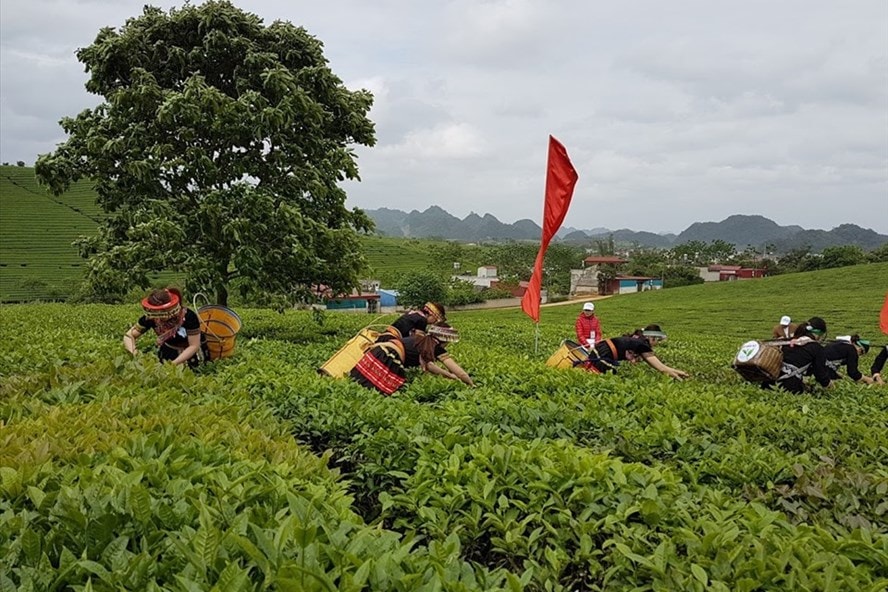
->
xmin=575 ymin=301 xmax=602 ymax=350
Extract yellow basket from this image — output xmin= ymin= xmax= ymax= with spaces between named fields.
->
xmin=545 ymin=340 xmax=589 ymax=369
xmin=198 ymin=305 xmax=243 ymax=360
xmin=318 ymin=327 xmax=381 ymax=378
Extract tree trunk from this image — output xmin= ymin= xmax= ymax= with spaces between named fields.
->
xmin=215 ymin=285 xmax=228 ymax=306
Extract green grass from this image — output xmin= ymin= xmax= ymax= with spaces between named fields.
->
xmin=359 ymin=236 xmax=451 ymax=285
xmin=503 ymin=262 xmax=888 ymax=344
xmin=0 ymin=165 xmax=102 ymax=301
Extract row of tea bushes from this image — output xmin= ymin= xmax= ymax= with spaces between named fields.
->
xmin=0 ymin=357 xmax=516 ymax=590
xmin=3 ymin=291 xmax=887 ymax=591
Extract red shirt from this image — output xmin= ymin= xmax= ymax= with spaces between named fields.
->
xmin=575 ymin=313 xmax=602 ymax=347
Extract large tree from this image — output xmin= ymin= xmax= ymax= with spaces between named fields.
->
xmin=36 ymin=1 xmax=376 ymax=305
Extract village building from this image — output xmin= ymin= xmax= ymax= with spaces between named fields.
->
xmin=569 ymin=255 xmax=628 ymax=295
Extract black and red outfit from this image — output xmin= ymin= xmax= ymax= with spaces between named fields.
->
xmin=822 ymin=341 xmax=864 ymax=381
xmin=351 ymin=336 xmax=449 ymax=395
xmin=761 ymin=338 xmax=831 ymax=394
xmin=138 ymin=308 xmax=206 ymax=368
xmin=583 ymin=336 xmax=653 ymax=374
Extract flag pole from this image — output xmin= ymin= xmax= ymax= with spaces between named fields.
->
xmin=519 ymin=135 xmax=579 ymax=355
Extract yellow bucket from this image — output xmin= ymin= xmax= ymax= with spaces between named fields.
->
xmin=319 ymin=328 xmax=380 ymax=378
xmin=545 ymin=340 xmax=588 ymax=369
xmin=198 ymin=305 xmax=242 ymax=360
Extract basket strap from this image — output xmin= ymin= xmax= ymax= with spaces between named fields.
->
xmin=581 ymin=339 xmax=618 ymax=369
xmin=202 ymin=319 xmax=236 ymax=340
xmin=192 ymin=292 xmax=212 ymax=310
xmin=778 ymin=362 xmax=810 ymax=381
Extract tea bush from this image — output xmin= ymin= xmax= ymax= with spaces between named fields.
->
xmin=1 ymin=264 xmax=886 ymax=590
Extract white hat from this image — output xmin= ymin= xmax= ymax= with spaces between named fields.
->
xmin=780 ymin=315 xmax=791 ymax=326
xmin=583 ymin=302 xmax=595 ymax=312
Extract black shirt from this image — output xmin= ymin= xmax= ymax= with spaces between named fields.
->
xmin=781 ymin=340 xmax=831 ymax=387
xmin=595 ymin=336 xmax=653 ymax=361
xmin=389 ymin=311 xmax=429 ymax=338
xmin=872 ymin=346 xmax=888 ymax=376
xmin=822 ymin=341 xmax=863 ymax=381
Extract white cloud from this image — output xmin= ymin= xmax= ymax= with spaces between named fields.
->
xmin=1 ymin=0 xmax=886 ymax=234
xmin=380 ymin=122 xmax=487 ymax=160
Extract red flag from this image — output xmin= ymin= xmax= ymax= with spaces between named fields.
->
xmin=521 ymin=136 xmax=579 ymax=322
xmin=880 ymin=293 xmax=888 ymax=335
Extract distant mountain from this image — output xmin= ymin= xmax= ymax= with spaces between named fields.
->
xmin=367 ymin=207 xmax=409 ymax=237
xmin=402 ymin=206 xmax=465 ymax=239
xmin=363 ymin=208 xmax=887 ymax=253
xmin=675 ymin=215 xmax=804 ymax=246
xmin=557 ymin=225 xmax=610 ymax=239
xmin=560 ymin=230 xmax=594 ymax=243
xmin=371 ymin=206 xmax=544 ymax=241
xmin=771 ymin=224 xmax=888 ymax=253
xmin=604 ymin=229 xmax=677 ymax=248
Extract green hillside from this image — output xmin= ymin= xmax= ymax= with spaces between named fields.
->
xmin=360 ymin=236 xmax=459 ymax=286
xmin=480 ymin=262 xmax=888 ymax=353
xmin=0 ymin=165 xmax=102 ymax=301
xmin=0 ymin=165 xmax=448 ymax=301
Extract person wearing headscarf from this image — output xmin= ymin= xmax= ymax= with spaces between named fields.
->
xmin=376 ymin=302 xmax=446 ymax=342
xmin=771 ymin=315 xmax=798 ymax=339
xmin=351 ymin=323 xmax=474 ymax=395
xmin=123 ymin=287 xmax=206 ymax=367
xmin=823 ymin=335 xmax=873 ymax=384
xmin=762 ymin=316 xmax=831 ymax=394
xmin=584 ymin=324 xmax=689 ymax=380
xmin=575 ymin=301 xmax=603 ymax=349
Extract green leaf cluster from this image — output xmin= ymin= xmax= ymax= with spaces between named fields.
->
xmin=34 ymin=1 xmax=376 ymax=305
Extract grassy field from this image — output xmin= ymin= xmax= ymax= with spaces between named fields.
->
xmin=0 ymin=165 xmax=454 ymax=301
xmin=0 ymin=165 xmax=104 ymax=301
xmin=359 ymin=236 xmax=452 ymax=286
xmin=1 ymin=265 xmax=886 ymax=590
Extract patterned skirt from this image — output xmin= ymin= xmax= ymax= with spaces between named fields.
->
xmin=350 ymin=341 xmax=407 ymax=395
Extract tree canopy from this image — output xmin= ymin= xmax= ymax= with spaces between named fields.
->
xmin=36 ymin=1 xmax=376 ymax=305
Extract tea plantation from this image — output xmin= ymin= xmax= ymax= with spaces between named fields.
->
xmin=0 ymin=165 xmax=454 ymax=302
xmin=0 ymin=166 xmax=104 ymax=302
xmin=1 ymin=264 xmax=887 ymax=591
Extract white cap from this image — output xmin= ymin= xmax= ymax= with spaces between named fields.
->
xmin=780 ymin=315 xmax=791 ymax=326
xmin=583 ymin=302 xmax=595 ymax=312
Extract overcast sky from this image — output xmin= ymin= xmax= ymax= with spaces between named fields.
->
xmin=2 ymin=0 xmax=886 ymax=234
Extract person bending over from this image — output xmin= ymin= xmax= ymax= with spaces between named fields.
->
xmin=585 ymin=324 xmax=688 ymax=380
xmin=124 ymin=287 xmax=206 ymax=368
xmin=762 ymin=316 xmax=831 ymax=394
xmin=351 ymin=323 xmax=474 ymax=395
xmin=823 ymin=335 xmax=873 ymax=384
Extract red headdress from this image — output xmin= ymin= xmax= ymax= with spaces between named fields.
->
xmin=142 ymin=290 xmax=182 ymax=319
xmin=141 ymin=289 xmax=186 ymax=345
